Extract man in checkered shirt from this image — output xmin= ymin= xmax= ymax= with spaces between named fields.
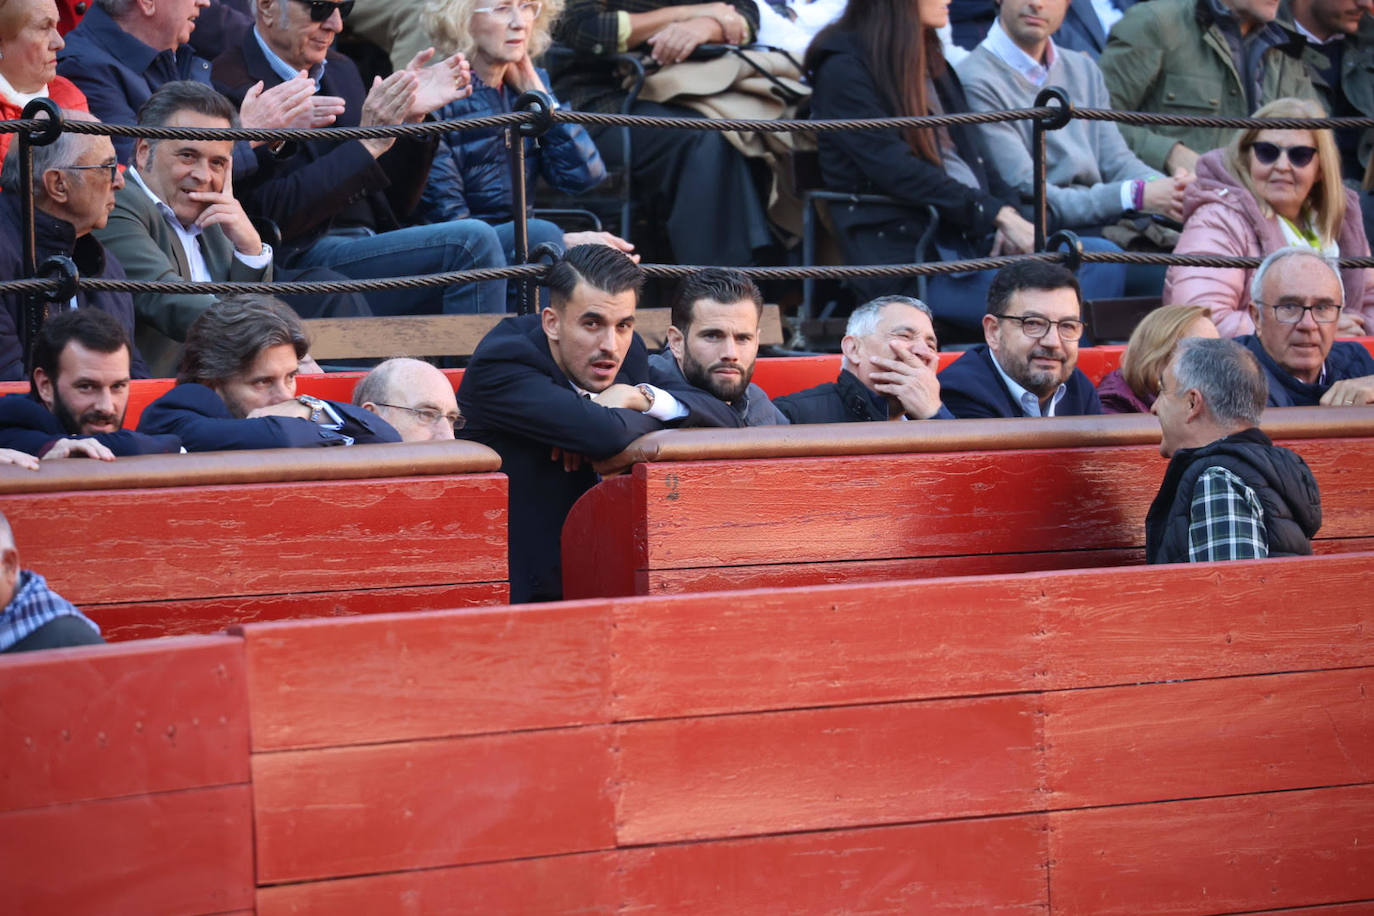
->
xmin=1145 ymin=337 xmax=1321 ymax=564
xmin=0 ymin=511 xmax=103 ymax=654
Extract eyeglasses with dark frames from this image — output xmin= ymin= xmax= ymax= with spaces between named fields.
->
xmin=995 ymin=313 xmax=1085 ymax=341
xmin=374 ymin=403 xmax=465 ymax=430
xmin=1249 ymin=141 xmax=1318 ymax=168
xmin=60 ymin=161 xmax=119 ymax=183
xmin=288 ymin=0 xmax=354 ymax=22
xmin=1254 ymin=300 xmax=1342 ymax=324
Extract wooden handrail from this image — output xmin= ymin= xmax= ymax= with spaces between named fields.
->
xmin=0 ymin=440 xmax=502 ymax=494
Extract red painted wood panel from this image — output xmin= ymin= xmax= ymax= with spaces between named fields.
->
xmin=1049 ymin=785 xmax=1374 ymax=916
xmin=88 ymin=581 xmax=509 ymax=642
xmin=614 ymin=696 xmax=1042 ymax=844
xmin=562 ymin=474 xmax=645 ymax=599
xmin=0 ymin=785 xmax=253 ymax=916
xmin=2 ymin=473 xmax=507 ymax=605
xmin=256 ymin=851 xmax=620 ymax=916
xmin=240 ymin=603 xmax=611 ymax=751
xmin=0 ymin=636 xmax=247 ymax=812
xmin=1044 ymin=668 xmax=1374 ymax=809
xmin=618 ymin=815 xmax=1049 ymax=915
xmin=1239 ymin=904 xmax=1374 ymax=915
xmin=253 ymin=726 xmax=617 ymax=883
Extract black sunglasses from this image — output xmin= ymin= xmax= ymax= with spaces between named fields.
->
xmin=288 ymin=0 xmax=353 ymax=21
xmin=1250 ymin=141 xmax=1318 ymax=168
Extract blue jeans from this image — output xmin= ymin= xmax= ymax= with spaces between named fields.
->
xmin=494 ymin=218 xmax=565 ymax=312
xmin=290 ymin=221 xmax=507 ymax=316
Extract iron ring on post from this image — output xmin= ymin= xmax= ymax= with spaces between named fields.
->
xmin=1033 ymin=87 xmax=1073 ymax=131
xmin=1046 ymin=230 xmax=1084 ymax=272
xmin=37 ymin=255 xmax=80 ymax=303
xmin=20 ymin=97 xmax=64 ymax=146
xmin=515 ymin=91 xmax=556 ymax=138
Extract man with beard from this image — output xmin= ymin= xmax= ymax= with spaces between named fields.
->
xmin=940 ymin=261 xmax=1103 ymax=418
xmin=650 ymin=269 xmax=788 ymax=426
xmin=138 ymin=293 xmax=399 ymax=450
xmin=0 ymin=309 xmax=180 ymax=459
xmin=776 ymin=295 xmax=952 ymax=423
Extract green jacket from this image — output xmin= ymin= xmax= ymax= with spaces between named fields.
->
xmin=1287 ymin=4 xmax=1374 ymax=176
xmin=94 ymin=176 xmax=271 ymax=378
xmin=1100 ymin=0 xmax=1321 ymax=172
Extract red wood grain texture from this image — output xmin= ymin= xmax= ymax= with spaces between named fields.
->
xmin=1049 ymin=785 xmax=1374 ymax=916
xmin=1240 ymin=905 xmax=1374 ymax=915
xmin=252 ymin=726 xmax=617 ymax=883
xmin=0 ymin=636 xmax=247 ymax=812
xmin=1044 ymin=668 xmax=1374 ymax=810
xmin=614 ymin=696 xmax=1042 ymax=844
xmin=256 ymin=851 xmax=620 ymax=916
xmin=617 ymin=815 xmax=1050 ymax=915
xmin=1 ymin=473 xmax=507 ymax=605
xmin=239 ymin=602 xmax=611 ymax=751
xmin=89 ymin=581 xmax=509 ymax=642
xmin=562 ymin=474 xmax=645 ymax=599
xmin=0 ymin=784 xmax=253 ymax=916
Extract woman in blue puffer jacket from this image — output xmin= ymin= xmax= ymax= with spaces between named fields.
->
xmin=420 ymin=0 xmax=637 ymax=264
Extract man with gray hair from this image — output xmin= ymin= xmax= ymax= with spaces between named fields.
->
xmin=774 ymin=296 xmax=952 ymax=423
xmin=0 ymin=510 xmax=104 ymax=653
xmin=353 ymin=358 xmax=462 ymax=442
xmin=1237 ymin=246 xmax=1374 ymax=407
xmin=0 ymin=110 xmax=148 ymax=381
xmin=1146 ymin=336 xmax=1321 ymax=564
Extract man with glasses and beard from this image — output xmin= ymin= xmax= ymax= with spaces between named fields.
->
xmin=0 ymin=309 xmax=181 ymax=459
xmin=650 ymin=269 xmax=787 ymax=427
xmin=939 ymin=260 xmax=1104 ymax=418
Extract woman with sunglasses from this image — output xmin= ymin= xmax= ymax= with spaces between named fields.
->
xmin=1164 ymin=97 xmax=1374 ymax=338
xmin=417 ymin=0 xmax=634 ymax=272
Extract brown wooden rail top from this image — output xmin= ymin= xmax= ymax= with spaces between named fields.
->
xmin=0 ymin=440 xmax=502 ymax=494
xmin=598 ymin=406 xmax=1374 ymax=472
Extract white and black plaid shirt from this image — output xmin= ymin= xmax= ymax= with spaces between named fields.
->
xmin=1186 ymin=466 xmax=1269 ymax=562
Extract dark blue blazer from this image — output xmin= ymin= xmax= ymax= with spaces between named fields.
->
xmin=939 ymin=344 xmax=1103 ymax=418
xmin=1238 ymin=335 xmax=1374 ymax=406
xmin=1054 ymin=0 xmax=1138 ymax=57
xmin=0 ymin=393 xmax=180 ymax=456
xmin=137 ymin=383 xmax=399 ymax=451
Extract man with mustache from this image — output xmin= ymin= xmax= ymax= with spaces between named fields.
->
xmin=939 ymin=260 xmax=1104 ymax=418
xmin=651 ymin=268 xmax=787 ymax=427
xmin=0 ymin=309 xmax=181 ymax=459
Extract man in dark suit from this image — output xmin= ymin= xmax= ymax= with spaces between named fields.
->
xmin=939 ymin=261 xmax=1103 ymax=418
xmin=211 ymin=0 xmax=507 ymax=317
xmin=0 ymin=309 xmax=181 ymax=459
xmin=459 ymin=246 xmax=722 ymax=603
xmin=776 ymin=296 xmax=952 ymax=424
xmin=138 ymin=293 xmax=398 ymax=449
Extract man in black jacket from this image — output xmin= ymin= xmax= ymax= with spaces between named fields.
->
xmin=776 ymin=295 xmax=951 ymax=424
xmin=1147 ymin=337 xmax=1321 ymax=564
xmin=0 ymin=309 xmax=180 ymax=459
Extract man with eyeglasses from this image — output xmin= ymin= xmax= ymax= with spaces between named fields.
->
xmin=939 ymin=260 xmax=1104 ymax=419
xmin=0 ymin=109 xmax=150 ymax=382
xmin=353 ymin=358 xmax=463 ymax=442
xmin=1237 ymin=246 xmax=1374 ymax=406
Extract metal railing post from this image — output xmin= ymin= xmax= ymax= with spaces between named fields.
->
xmin=512 ymin=90 xmax=555 ymax=314
xmin=17 ymin=98 xmax=65 ymax=369
xmin=1031 ymin=88 xmax=1073 ymax=253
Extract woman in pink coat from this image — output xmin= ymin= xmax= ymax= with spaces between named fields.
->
xmin=1163 ymin=97 xmax=1373 ymax=337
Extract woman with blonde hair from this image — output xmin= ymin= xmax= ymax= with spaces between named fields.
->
xmin=1164 ymin=96 xmax=1373 ymax=337
xmin=1096 ymin=305 xmax=1219 ymax=413
xmin=418 ymin=0 xmax=632 ymax=263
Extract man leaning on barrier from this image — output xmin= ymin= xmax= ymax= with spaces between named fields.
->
xmin=1147 ymin=336 xmax=1321 ymax=563
xmin=0 ymin=309 xmax=181 ymax=459
xmin=138 ymin=293 xmax=400 ymax=449
xmin=775 ymin=296 xmax=952 ymax=423
xmin=1236 ymin=246 xmax=1374 ymax=406
xmin=353 ymin=357 xmax=463 ymax=442
xmin=0 ymin=110 xmax=150 ymax=382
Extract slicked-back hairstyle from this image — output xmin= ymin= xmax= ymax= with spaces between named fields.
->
xmin=986 ymin=260 xmax=1082 ymax=316
xmin=845 ymin=295 xmax=933 ymax=339
xmin=1121 ymin=304 xmax=1212 ymax=401
xmin=29 ymin=308 xmax=130 ymax=393
xmin=1250 ymin=245 xmax=1344 ymax=313
xmin=177 ymin=294 xmax=309 ymax=385
xmin=137 ymin=81 xmax=239 ymax=156
xmin=669 ymin=268 xmax=763 ymax=332
xmin=0 ymin=110 xmax=101 ymax=197
xmin=1172 ymin=337 xmax=1268 ymax=427
xmin=544 ymin=244 xmax=643 ymax=310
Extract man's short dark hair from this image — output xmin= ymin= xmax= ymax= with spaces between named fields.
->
xmin=669 ymin=268 xmax=763 ymax=332
xmin=545 ymin=244 xmax=643 ymax=309
xmin=986 ymin=261 xmax=1082 ymax=316
xmin=137 ymin=82 xmax=240 ymax=150
xmin=29 ymin=309 xmax=130 ymax=394
xmin=177 ymin=294 xmax=309 ymax=385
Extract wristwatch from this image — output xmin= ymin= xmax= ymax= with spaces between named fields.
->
xmin=297 ymin=395 xmax=355 ymax=446
xmin=635 ymin=383 xmax=656 ymax=411
xmin=298 ymin=394 xmax=328 ymax=425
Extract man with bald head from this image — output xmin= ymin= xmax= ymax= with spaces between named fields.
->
xmin=0 ymin=110 xmax=148 ymax=381
xmin=353 ymin=358 xmax=462 ymax=442
xmin=1237 ymin=247 xmax=1374 ymax=406
xmin=0 ymin=510 xmax=104 ymax=653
